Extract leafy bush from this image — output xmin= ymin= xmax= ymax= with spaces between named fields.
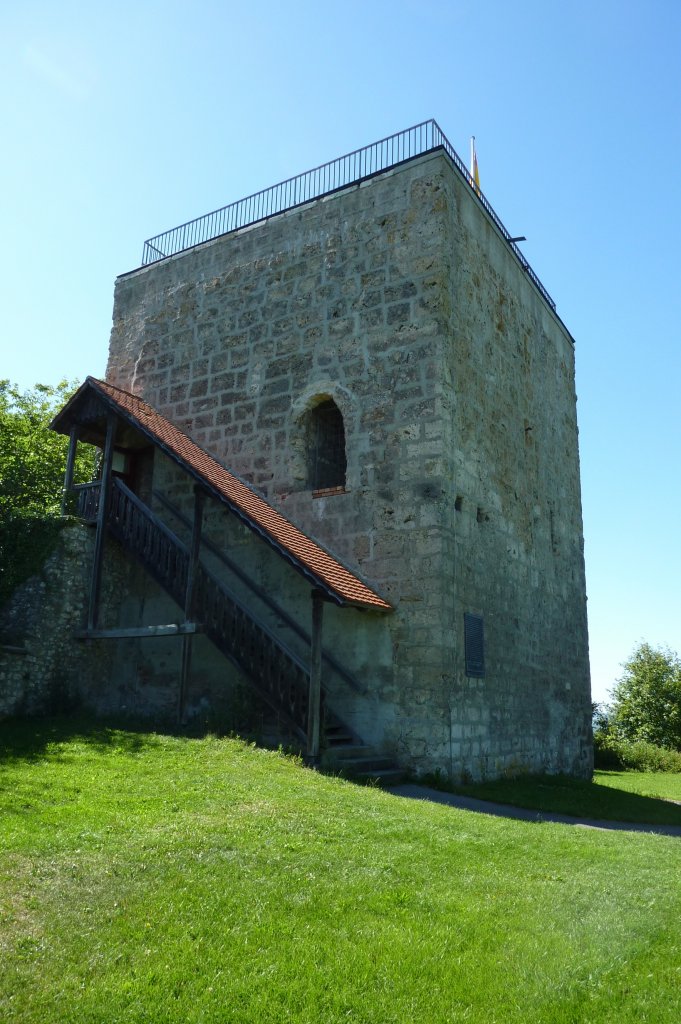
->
xmin=0 ymin=380 xmax=96 ymax=609
xmin=593 ymin=645 xmax=681 ymax=771
xmin=610 ymin=642 xmax=681 ymax=750
xmin=593 ymin=732 xmax=681 ymax=773
xmin=592 ymin=728 xmax=623 ymax=769
xmin=614 ymin=740 xmax=681 ymax=773
xmin=0 ymin=516 xmax=66 ymax=612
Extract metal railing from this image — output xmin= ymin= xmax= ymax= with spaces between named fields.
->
xmin=141 ymin=119 xmax=556 ymax=311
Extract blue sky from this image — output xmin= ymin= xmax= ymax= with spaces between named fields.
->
xmin=1 ymin=0 xmax=679 ymax=703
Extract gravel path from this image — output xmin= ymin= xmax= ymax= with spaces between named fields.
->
xmin=389 ymin=783 xmax=681 ymax=836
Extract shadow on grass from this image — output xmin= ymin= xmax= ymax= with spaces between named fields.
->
xmin=0 ymin=714 xmax=200 ymax=764
xmin=423 ymin=773 xmax=681 ymax=827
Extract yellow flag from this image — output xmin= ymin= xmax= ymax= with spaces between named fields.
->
xmin=470 ymin=137 xmax=480 ymax=194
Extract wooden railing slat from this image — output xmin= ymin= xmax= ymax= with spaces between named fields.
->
xmin=99 ymin=478 xmax=314 ymax=741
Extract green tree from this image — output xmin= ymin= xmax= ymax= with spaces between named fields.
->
xmin=0 ymin=380 xmax=96 ymax=608
xmin=611 ymin=642 xmax=681 ymax=751
xmin=0 ymin=380 xmax=94 ymax=518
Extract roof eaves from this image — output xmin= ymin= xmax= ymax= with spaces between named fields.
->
xmin=59 ymin=377 xmax=391 ymax=612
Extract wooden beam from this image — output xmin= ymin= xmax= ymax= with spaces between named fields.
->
xmin=178 ymin=486 xmax=205 ymax=725
xmin=153 ymin=489 xmax=369 ymax=696
xmin=307 ymin=590 xmax=324 ymax=761
xmin=61 ymin=425 xmax=79 ymax=516
xmin=74 ymin=623 xmax=202 ymax=640
xmin=87 ymin=413 xmax=116 ymax=632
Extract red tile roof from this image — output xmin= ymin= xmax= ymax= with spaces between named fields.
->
xmin=60 ymin=377 xmax=392 ymax=611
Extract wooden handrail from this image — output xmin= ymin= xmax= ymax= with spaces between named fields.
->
xmin=105 ymin=479 xmax=312 ymax=741
xmin=153 ymin=489 xmax=368 ymax=695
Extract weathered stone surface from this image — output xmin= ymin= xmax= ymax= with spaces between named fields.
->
xmin=16 ymin=148 xmax=592 ymax=779
xmin=0 ymin=524 xmax=115 ymax=718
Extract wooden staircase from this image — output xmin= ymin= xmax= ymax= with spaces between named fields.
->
xmin=81 ymin=478 xmax=402 ymax=782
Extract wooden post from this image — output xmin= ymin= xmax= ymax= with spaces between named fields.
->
xmin=178 ymin=486 xmax=205 ymax=725
xmin=61 ymin=425 xmax=79 ymax=516
xmin=87 ymin=414 xmax=116 ymax=632
xmin=307 ymin=590 xmax=324 ymax=761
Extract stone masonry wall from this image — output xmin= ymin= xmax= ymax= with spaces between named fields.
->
xmin=0 ymin=514 xmax=255 ymax=729
xmin=104 ymin=150 xmax=591 ymax=778
xmin=148 ymin=452 xmax=394 ymax=747
xmin=107 ymin=153 xmax=454 ymax=770
xmin=439 ymin=160 xmax=592 ymax=777
xmin=0 ymin=523 xmax=115 ymax=718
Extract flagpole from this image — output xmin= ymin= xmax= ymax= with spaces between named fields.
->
xmin=470 ymin=136 xmax=480 ymax=194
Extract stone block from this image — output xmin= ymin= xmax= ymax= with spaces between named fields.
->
xmin=90 ymin=147 xmax=593 ymax=780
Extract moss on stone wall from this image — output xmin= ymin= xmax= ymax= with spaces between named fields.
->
xmin=0 ymin=515 xmax=66 ymax=618
xmin=0 ymin=522 xmax=106 ymax=719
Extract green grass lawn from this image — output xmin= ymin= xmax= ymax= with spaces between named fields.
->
xmin=594 ymin=769 xmax=681 ymax=803
xmin=2 ymin=718 xmax=681 ymax=1023
xmin=448 ymin=771 xmax=681 ymax=826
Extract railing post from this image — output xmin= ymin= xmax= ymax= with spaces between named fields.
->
xmin=61 ymin=425 xmax=79 ymax=516
xmin=307 ymin=590 xmax=324 ymax=762
xmin=178 ymin=485 xmax=205 ymax=725
xmin=87 ymin=414 xmax=116 ymax=632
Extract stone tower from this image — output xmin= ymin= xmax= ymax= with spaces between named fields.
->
xmin=100 ymin=121 xmax=592 ymax=779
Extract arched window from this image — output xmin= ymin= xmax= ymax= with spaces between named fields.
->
xmin=307 ymin=398 xmax=346 ymax=491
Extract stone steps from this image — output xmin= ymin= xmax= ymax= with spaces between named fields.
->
xmin=323 ymin=743 xmax=405 ymax=787
xmin=256 ymin=712 xmax=404 ymax=786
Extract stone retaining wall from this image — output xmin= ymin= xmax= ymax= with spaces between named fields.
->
xmin=0 ymin=523 xmax=99 ymax=717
